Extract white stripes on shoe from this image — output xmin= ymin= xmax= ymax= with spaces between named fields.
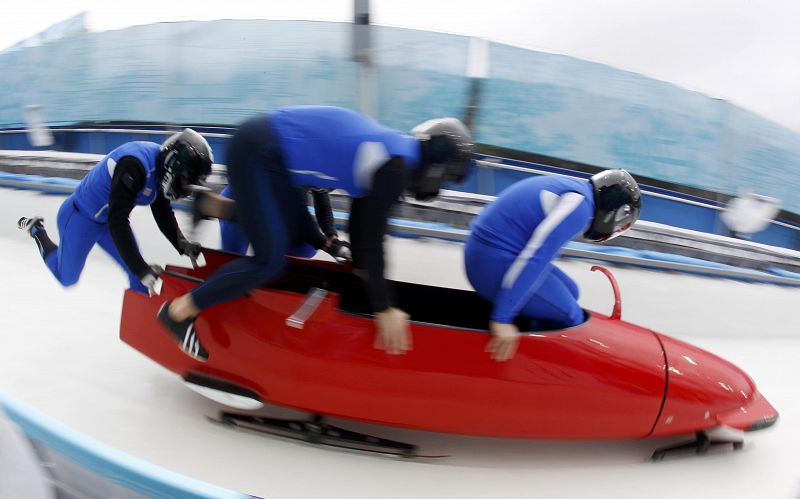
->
xmin=182 ymin=323 xmax=201 ymax=358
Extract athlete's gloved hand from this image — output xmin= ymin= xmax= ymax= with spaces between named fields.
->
xmin=178 ymin=240 xmax=203 ymax=268
xmin=140 ymin=264 xmax=164 ymax=297
xmin=323 ymin=237 xmax=352 ymax=263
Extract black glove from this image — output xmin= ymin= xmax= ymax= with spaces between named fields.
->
xmin=178 ymin=240 xmax=203 ymax=268
xmin=139 ymin=264 xmax=164 ymax=296
xmin=323 ymin=238 xmax=352 ymax=263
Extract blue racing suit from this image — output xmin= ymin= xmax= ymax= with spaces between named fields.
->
xmin=73 ymin=142 xmax=161 ymax=222
xmin=218 ymin=184 xmax=318 ymax=259
xmin=270 ymin=105 xmax=419 ymax=196
xmin=191 ymin=106 xmax=420 ymax=312
xmin=465 ymin=176 xmax=595 ymax=328
xmin=36 ymin=142 xmax=186 ymax=293
xmin=43 ymin=194 xmax=147 ymax=292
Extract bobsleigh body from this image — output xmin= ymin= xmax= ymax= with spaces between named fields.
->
xmin=120 ymin=249 xmax=777 ymax=439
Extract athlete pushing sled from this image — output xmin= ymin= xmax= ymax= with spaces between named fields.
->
xmin=18 ymin=129 xmax=212 ymax=294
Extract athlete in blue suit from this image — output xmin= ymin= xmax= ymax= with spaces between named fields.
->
xmin=465 ymin=170 xmax=641 ymax=361
xmin=18 ymin=129 xmax=213 ymax=294
xmin=158 ymin=106 xmax=474 ymax=362
xmin=219 ymin=185 xmax=349 ymax=261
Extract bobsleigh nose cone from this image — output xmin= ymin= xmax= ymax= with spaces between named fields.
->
xmin=716 ymin=392 xmax=778 ymax=432
xmin=651 ymin=334 xmax=777 ymax=436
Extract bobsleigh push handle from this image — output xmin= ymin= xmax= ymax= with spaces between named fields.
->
xmin=286 ymin=288 xmax=329 ymax=329
xmin=590 ymin=266 xmax=622 ymax=320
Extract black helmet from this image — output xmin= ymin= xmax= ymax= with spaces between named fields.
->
xmin=160 ymin=128 xmax=214 ymax=200
xmin=584 ymin=169 xmax=642 ymax=242
xmin=409 ymin=117 xmax=475 ymax=201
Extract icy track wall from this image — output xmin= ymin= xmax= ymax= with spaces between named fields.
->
xmin=0 ymin=392 xmax=249 ymax=498
xmin=1 ymin=19 xmax=800 ymax=213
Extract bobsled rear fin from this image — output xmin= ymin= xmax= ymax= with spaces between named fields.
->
xmin=591 ymin=266 xmax=622 ymax=320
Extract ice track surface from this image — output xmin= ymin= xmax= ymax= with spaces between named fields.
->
xmin=1 ymin=189 xmax=798 ymax=499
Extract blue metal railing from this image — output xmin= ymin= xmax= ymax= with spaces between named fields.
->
xmin=1 ymin=126 xmax=798 ymax=251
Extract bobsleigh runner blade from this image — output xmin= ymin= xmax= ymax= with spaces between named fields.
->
xmin=207 ymin=412 xmax=449 ymax=459
xmin=650 ymin=431 xmax=744 ymax=461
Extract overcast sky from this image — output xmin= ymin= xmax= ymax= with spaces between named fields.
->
xmin=2 ymin=0 xmax=799 ymax=132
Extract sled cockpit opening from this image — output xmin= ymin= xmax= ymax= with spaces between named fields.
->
xmin=164 ymin=256 xmax=590 ymax=334
xmin=267 ymin=261 xmax=589 ymax=333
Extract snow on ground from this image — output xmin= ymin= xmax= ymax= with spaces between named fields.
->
xmin=0 ymin=188 xmax=798 ymax=499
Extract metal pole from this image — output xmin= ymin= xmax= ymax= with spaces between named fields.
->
xmin=353 ymin=0 xmax=377 ymax=117
xmin=463 ymin=37 xmax=489 ymax=131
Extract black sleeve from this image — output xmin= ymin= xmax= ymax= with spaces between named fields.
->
xmin=150 ymin=191 xmax=187 ymax=253
xmin=107 ymin=157 xmax=150 ymax=279
xmin=348 ymin=157 xmax=405 ymax=312
xmin=310 ymin=188 xmax=337 ymax=238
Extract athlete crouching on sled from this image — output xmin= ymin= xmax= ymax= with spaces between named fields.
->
xmin=18 ymin=129 xmax=213 ymax=295
xmin=465 ymin=170 xmax=641 ymax=362
xmin=219 ymin=185 xmax=351 ymax=261
xmin=157 ymin=105 xmax=474 ymax=362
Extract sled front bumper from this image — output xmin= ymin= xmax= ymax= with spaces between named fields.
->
xmin=716 ymin=392 xmax=779 ymax=432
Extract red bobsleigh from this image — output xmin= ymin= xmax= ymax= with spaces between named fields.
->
xmin=119 ymin=249 xmax=777 ymax=459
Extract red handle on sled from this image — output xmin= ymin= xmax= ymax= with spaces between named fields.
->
xmin=591 ymin=266 xmax=622 ymax=320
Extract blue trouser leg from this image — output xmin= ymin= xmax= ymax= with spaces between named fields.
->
xmin=191 ymin=117 xmax=313 ymax=311
xmin=516 ymin=268 xmax=584 ymax=327
xmin=219 ymin=185 xmax=318 ymax=258
xmin=219 ymin=218 xmax=250 ymax=254
xmin=465 ymin=237 xmax=583 ymax=328
xmin=219 ymin=186 xmax=251 ymax=254
xmin=288 ymin=241 xmax=319 ymax=259
xmin=548 ymin=264 xmax=579 ymax=300
xmin=97 ymin=228 xmax=148 ymax=293
xmin=44 ymin=196 xmax=105 ymax=287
